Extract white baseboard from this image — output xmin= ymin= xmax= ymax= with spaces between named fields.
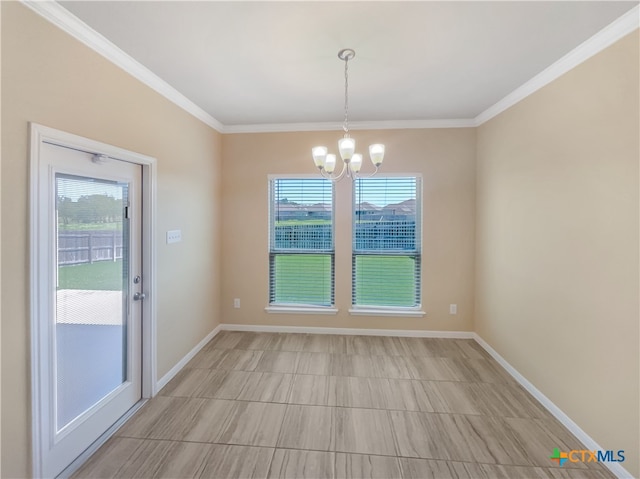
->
xmin=473 ymin=333 xmax=633 ymax=479
xmin=155 ymin=324 xmax=222 ymax=392
xmin=220 ymin=323 xmax=474 ymax=338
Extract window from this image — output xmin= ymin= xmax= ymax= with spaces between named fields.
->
xmin=352 ymin=176 xmax=421 ymax=308
xmin=269 ymin=177 xmax=334 ymax=307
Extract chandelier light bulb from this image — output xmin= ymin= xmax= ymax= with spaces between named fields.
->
xmin=338 ymin=137 xmax=356 ymax=162
xmin=312 ymin=146 xmax=328 ymax=169
xmin=324 ymin=154 xmax=337 ymax=173
xmin=369 ymin=144 xmax=385 ymax=167
xmin=350 ymin=153 xmax=363 ymax=173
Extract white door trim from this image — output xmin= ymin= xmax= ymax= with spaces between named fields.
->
xmin=29 ymin=123 xmax=157 ymax=478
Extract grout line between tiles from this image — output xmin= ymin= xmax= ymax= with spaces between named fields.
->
xmin=184 ymin=366 xmax=515 ymax=384
xmin=157 ymin=392 xmax=547 ymax=421
xmin=273 ymin=402 xmax=292 ymax=451
xmin=109 ymin=435 xmax=602 ymax=473
xmin=385 ymin=408 xmax=401 ymax=458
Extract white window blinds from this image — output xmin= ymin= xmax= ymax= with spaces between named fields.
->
xmin=352 ymin=176 xmax=421 ymax=308
xmin=269 ymin=178 xmax=334 ymax=307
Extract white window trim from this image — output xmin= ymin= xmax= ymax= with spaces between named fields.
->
xmin=349 ymin=307 xmax=426 ymax=318
xmin=265 ymin=305 xmax=339 ymax=315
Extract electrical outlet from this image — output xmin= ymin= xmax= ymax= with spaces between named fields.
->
xmin=234 ymin=298 xmax=241 ymax=309
xmin=449 ymin=304 xmax=457 ymax=315
xmin=166 ymin=230 xmax=182 ymax=244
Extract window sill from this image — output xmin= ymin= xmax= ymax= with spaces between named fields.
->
xmin=348 ymin=308 xmax=426 ymax=318
xmin=265 ymin=306 xmax=339 ymax=315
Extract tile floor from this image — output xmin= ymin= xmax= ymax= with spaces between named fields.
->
xmin=73 ymin=331 xmax=615 ymax=478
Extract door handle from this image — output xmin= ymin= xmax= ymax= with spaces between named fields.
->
xmin=133 ymin=292 xmax=146 ymax=301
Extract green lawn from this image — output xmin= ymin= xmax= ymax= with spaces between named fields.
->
xmin=58 ymin=260 xmax=123 ymax=291
xmin=272 ymin=254 xmax=417 ymax=307
xmin=272 ymin=254 xmax=333 ymax=305
xmin=353 ymin=255 xmax=417 ymax=307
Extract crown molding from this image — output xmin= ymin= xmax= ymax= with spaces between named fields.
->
xmin=475 ymin=4 xmax=640 ymax=126
xmin=222 ymin=118 xmax=476 ymax=134
xmin=21 ymin=0 xmax=224 ymax=132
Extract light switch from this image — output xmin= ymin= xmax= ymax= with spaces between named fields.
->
xmin=166 ymin=230 xmax=182 ymax=244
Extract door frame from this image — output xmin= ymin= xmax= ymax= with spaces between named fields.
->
xmin=29 ymin=123 xmax=158 ymax=478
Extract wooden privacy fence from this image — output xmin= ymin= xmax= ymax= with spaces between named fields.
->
xmin=274 ymin=221 xmax=416 ymax=250
xmin=58 ymin=230 xmax=123 ymax=266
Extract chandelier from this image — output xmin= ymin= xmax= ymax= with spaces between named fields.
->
xmin=312 ymin=49 xmax=385 ymax=181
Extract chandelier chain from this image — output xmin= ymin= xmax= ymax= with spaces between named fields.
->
xmin=343 ymin=55 xmax=349 ymax=135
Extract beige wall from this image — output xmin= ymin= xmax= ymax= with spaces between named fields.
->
xmin=221 ymin=128 xmax=476 ymax=331
xmin=476 ymin=31 xmax=639 ymax=478
xmin=1 ymin=3 xmax=222 ymax=477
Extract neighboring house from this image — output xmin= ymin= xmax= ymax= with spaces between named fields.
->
xmin=356 ymin=199 xmax=416 ymax=222
xmin=275 ymin=201 xmax=332 ymax=221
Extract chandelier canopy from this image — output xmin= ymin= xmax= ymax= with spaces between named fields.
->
xmin=312 ymin=49 xmax=385 ymax=181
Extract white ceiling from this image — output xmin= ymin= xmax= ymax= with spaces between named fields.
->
xmin=58 ymin=1 xmax=637 ymax=129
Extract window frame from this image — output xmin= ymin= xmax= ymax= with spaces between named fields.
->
xmin=350 ymin=174 xmax=425 ymax=317
xmin=266 ymin=174 xmax=338 ymax=314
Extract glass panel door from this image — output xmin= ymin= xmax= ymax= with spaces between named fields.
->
xmin=34 ymin=134 xmax=143 ymax=479
xmin=55 ymin=174 xmax=131 ymax=431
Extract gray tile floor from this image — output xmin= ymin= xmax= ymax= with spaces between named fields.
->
xmin=73 ymin=332 xmax=614 ymax=478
